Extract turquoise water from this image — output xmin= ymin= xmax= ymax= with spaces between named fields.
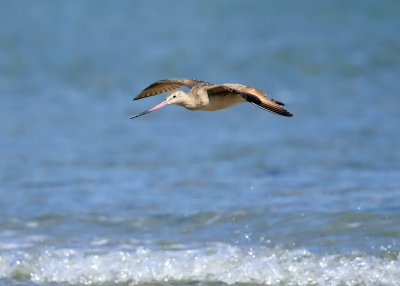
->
xmin=1 ymin=1 xmax=400 ymax=285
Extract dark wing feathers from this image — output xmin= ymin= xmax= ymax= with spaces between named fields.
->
xmin=134 ymin=78 xmax=210 ymax=100
xmin=271 ymin=99 xmax=285 ymax=106
xmin=207 ymin=85 xmax=292 ymax=117
xmin=242 ymin=92 xmax=293 ymax=117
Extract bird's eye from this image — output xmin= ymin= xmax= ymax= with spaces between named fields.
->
xmin=173 ymin=95 xmax=176 ymax=98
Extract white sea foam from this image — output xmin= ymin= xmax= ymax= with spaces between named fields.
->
xmin=0 ymin=244 xmax=399 ymax=286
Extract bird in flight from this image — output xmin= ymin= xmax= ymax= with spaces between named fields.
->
xmin=131 ymin=78 xmax=293 ymax=118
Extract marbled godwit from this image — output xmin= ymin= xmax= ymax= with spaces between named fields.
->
xmin=131 ymin=78 xmax=293 ymax=118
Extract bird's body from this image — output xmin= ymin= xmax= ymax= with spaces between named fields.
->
xmin=196 ymin=90 xmax=245 ymax=111
xmin=131 ymin=78 xmax=293 ymax=118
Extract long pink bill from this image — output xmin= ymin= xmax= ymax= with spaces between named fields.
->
xmin=130 ymin=100 xmax=168 ymax=119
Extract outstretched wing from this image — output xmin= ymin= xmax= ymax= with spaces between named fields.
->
xmin=134 ymin=78 xmax=209 ymax=100
xmin=207 ymin=84 xmax=293 ymax=117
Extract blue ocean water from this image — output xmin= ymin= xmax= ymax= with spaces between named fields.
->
xmin=1 ymin=1 xmax=400 ymax=285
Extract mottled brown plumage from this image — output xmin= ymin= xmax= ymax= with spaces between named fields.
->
xmin=131 ymin=78 xmax=293 ymax=118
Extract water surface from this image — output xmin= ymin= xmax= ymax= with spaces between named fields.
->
xmin=1 ymin=1 xmax=400 ymax=285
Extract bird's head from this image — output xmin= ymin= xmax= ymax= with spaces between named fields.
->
xmin=130 ymin=90 xmax=187 ymax=119
xmin=165 ymin=90 xmax=187 ymax=106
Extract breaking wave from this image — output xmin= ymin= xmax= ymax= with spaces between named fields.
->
xmin=1 ymin=244 xmax=399 ymax=286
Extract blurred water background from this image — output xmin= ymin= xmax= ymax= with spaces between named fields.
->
xmin=1 ymin=1 xmax=400 ymax=285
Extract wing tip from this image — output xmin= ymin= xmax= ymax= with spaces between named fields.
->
xmin=282 ymin=110 xmax=293 ymax=117
xmin=269 ymin=106 xmax=293 ymax=117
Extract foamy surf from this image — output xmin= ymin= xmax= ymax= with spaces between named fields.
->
xmin=1 ymin=244 xmax=399 ymax=286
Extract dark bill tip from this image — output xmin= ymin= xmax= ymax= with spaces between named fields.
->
xmin=130 ymin=110 xmax=150 ymax=119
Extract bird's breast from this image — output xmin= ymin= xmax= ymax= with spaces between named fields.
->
xmin=198 ymin=94 xmax=245 ymax=111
